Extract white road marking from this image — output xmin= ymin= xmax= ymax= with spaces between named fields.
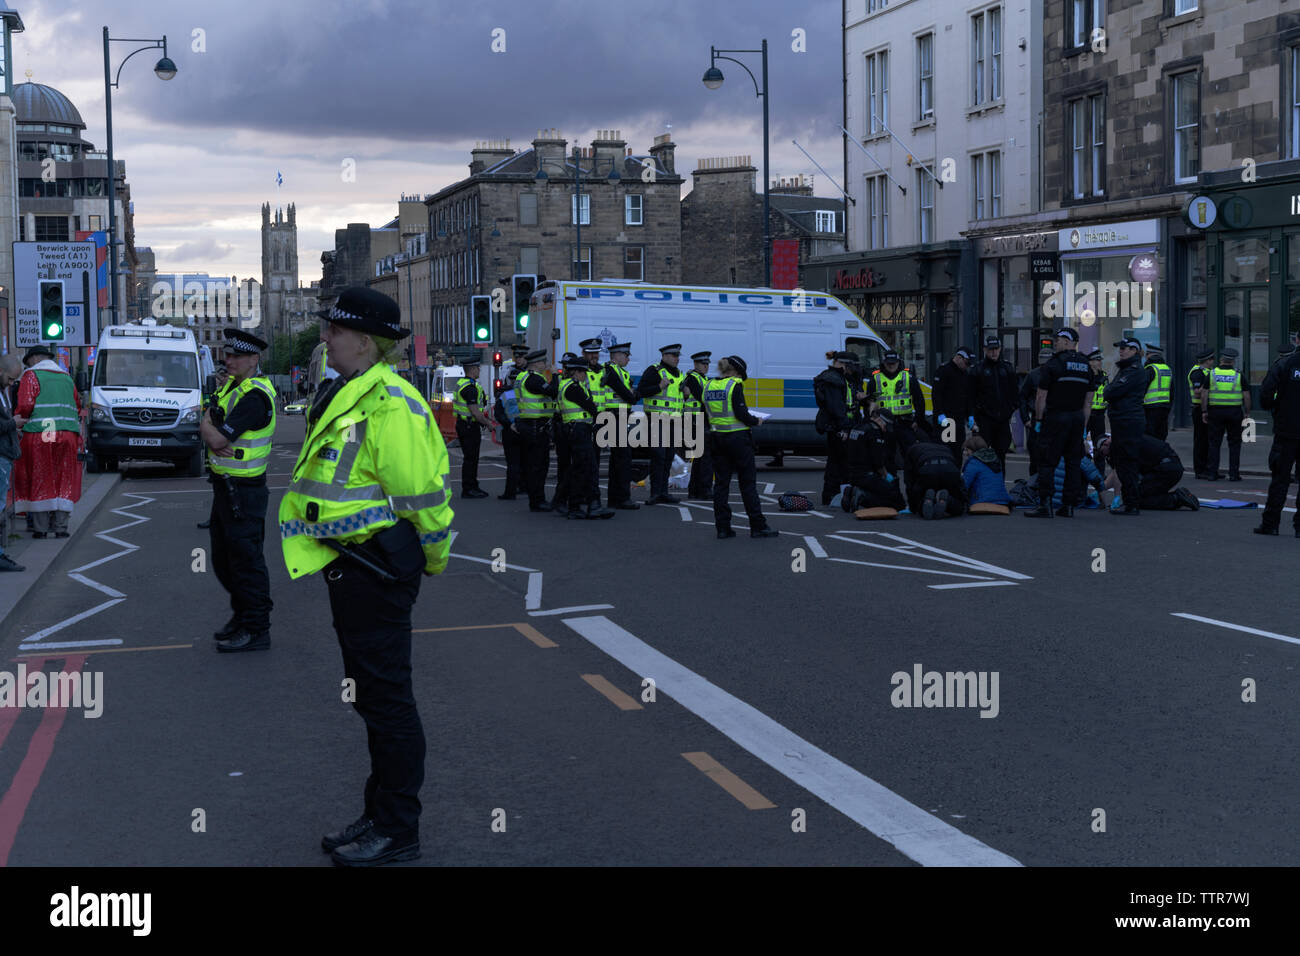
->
xmin=928 ymin=581 xmax=1019 ymax=590
xmin=449 ymin=552 xmax=537 ymax=573
xmin=563 ymin=615 xmax=1021 ymax=867
xmin=529 ymin=604 xmax=615 ymax=617
xmin=761 ymin=482 xmax=775 ymax=494
xmin=802 ymin=535 xmax=827 ymax=558
xmin=829 ymin=557 xmax=993 ymax=580
xmin=1172 ymin=613 xmax=1300 ymax=647
xmin=677 ymin=506 xmax=692 ymax=522
xmin=16 ymin=638 xmax=125 ymax=650
xmin=66 ymin=574 xmax=125 ymax=599
xmin=526 ymin=572 xmax=543 ymax=610
xmin=17 ymin=599 xmax=127 ymax=643
xmin=829 ymin=533 xmax=1032 ymax=581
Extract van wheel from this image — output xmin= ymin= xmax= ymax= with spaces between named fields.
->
xmin=86 ymin=453 xmax=103 ymax=474
xmin=185 ymin=448 xmax=205 ymax=478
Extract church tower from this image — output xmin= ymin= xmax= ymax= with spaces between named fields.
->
xmin=260 ymin=202 xmax=298 ymax=343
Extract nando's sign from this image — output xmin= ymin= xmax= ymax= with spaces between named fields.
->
xmin=832 ymin=267 xmax=887 ymax=291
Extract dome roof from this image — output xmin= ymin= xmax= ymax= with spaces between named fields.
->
xmin=13 ymin=82 xmax=85 ymax=129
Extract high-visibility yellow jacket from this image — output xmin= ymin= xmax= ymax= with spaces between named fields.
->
xmin=278 ymin=362 xmax=454 ymax=580
xmin=209 ymin=375 xmax=277 ymax=477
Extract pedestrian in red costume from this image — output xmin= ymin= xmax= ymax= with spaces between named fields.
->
xmin=12 ymin=345 xmax=82 ymax=538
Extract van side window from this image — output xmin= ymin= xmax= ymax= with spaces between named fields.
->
xmin=845 ymin=337 xmax=885 ymax=374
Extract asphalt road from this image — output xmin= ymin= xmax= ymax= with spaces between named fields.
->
xmin=0 ymin=415 xmax=1295 ymax=866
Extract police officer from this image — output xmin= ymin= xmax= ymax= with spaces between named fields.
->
xmin=814 ymin=351 xmax=856 ymax=505
xmin=453 ymin=353 xmax=492 ymax=499
xmin=1087 ymin=349 xmax=1109 ymax=474
xmin=493 ymin=368 xmax=522 ymax=500
xmin=1255 ymin=343 xmax=1300 ymax=535
xmin=703 ymin=356 xmax=778 ymax=539
xmin=866 ymin=350 xmax=927 ymax=457
xmin=1187 ymin=347 xmax=1215 ymax=478
xmin=682 ymin=351 xmax=715 ymax=501
xmin=516 ymin=349 xmax=558 ymax=511
xmin=972 ymin=335 xmax=1019 ymax=474
xmin=549 ymin=351 xmax=578 ymax=512
xmin=1142 ymin=343 xmax=1173 ymax=440
xmin=638 ymin=343 xmax=685 ymax=504
xmin=932 ymin=346 xmax=975 ymax=459
xmin=581 ymin=338 xmax=610 ymax=508
xmin=1104 ymin=337 xmax=1147 ymax=516
xmin=1202 ymin=347 xmax=1250 ymax=482
xmin=602 ymin=342 xmax=640 ymax=509
xmin=557 ymin=356 xmax=613 ymax=520
xmin=1020 ymin=346 xmax=1054 ymax=477
xmin=280 ymin=285 xmax=453 ymax=866
xmin=201 ymin=327 xmax=276 ymax=652
xmin=1026 ymin=328 xmax=1094 ymax=518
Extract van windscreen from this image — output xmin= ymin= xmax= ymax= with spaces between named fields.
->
xmin=94 ymin=350 xmax=198 ymax=389
xmin=844 ymin=337 xmax=886 ymax=373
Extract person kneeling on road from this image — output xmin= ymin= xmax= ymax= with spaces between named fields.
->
xmin=960 ymin=435 xmax=1010 ymax=509
xmin=1097 ymin=434 xmax=1199 ymax=512
xmin=841 ymin=408 xmax=906 ymax=512
xmin=904 ymin=440 xmax=966 ymax=519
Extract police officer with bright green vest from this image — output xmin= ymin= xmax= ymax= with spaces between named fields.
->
xmin=682 ymin=351 xmax=715 ymax=501
xmin=1201 ymin=346 xmax=1250 ymax=481
xmin=581 ymin=338 xmax=611 ymax=509
xmin=198 ymin=328 xmax=277 ymax=652
xmin=703 ymin=355 xmax=778 ymax=539
xmin=601 ymin=342 xmax=640 ymax=509
xmin=556 ymin=356 xmax=613 ymax=520
xmin=452 ymin=353 xmax=491 ymax=499
xmin=867 ymin=350 xmax=927 ymax=458
xmin=1187 ymin=347 xmax=1215 ymax=478
xmin=1087 ymin=349 xmax=1109 ymax=474
xmin=1142 ymin=343 xmax=1173 ymax=441
xmin=637 ymin=343 xmax=686 ymax=504
xmin=281 ymin=286 xmax=453 ymax=866
xmin=516 ymin=348 xmax=559 ymax=511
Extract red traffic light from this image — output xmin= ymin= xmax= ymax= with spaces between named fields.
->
xmin=494 ymin=379 xmax=504 ymax=390
xmin=492 ymin=351 xmax=503 ymax=364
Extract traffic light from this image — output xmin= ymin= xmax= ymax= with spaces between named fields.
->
xmin=1039 ymin=336 xmax=1053 ymax=352
xmin=40 ymin=280 xmax=65 ymax=342
xmin=492 ymin=351 xmax=503 ymax=365
xmin=512 ymin=274 xmax=536 ymax=335
xmin=471 ymin=295 xmax=492 ymax=344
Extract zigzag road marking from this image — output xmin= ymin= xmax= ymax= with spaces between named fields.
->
xmin=17 ymin=492 xmax=154 ymax=650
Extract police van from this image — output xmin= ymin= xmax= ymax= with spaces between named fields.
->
xmin=86 ymin=319 xmax=207 ymax=476
xmin=524 ymin=279 xmax=930 ymax=455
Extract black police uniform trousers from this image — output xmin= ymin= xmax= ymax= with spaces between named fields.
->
xmin=1144 ymin=403 xmax=1170 ymax=441
xmin=1207 ymin=407 xmax=1244 ymax=479
xmin=455 ymin=418 xmax=482 ymax=492
xmin=325 ymin=558 xmax=424 ymax=842
xmin=1037 ymin=409 xmax=1086 ymax=506
xmin=501 ymin=423 xmax=522 ymax=497
xmin=1191 ymin=410 xmax=1210 ymax=477
xmin=974 ymin=414 xmax=1012 ymax=473
xmin=566 ymin=421 xmax=596 ymax=511
xmin=822 ymin=431 xmax=849 ymax=505
xmin=1262 ymin=436 xmax=1300 ymax=530
xmin=209 ymin=474 xmax=272 ymax=633
xmin=551 ymin=414 xmax=570 ymax=503
xmin=687 ymin=409 xmax=714 ymax=498
xmin=517 ymin=418 xmax=552 ymax=507
xmin=905 ymin=459 xmax=965 ymax=516
xmin=648 ymin=418 xmax=674 ymax=498
xmin=1137 ymin=463 xmax=1184 ymax=510
xmin=711 ymin=429 xmax=770 ymax=533
xmin=1110 ymin=423 xmax=1144 ymax=509
xmin=1087 ymin=409 xmax=1108 ymax=474
xmin=606 ymin=404 xmax=634 ymax=506
xmin=1023 ymin=415 xmax=1040 ymax=476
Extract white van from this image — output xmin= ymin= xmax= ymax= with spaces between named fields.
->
xmin=524 ymin=280 xmax=930 ymax=455
xmin=86 ymin=320 xmax=207 ymax=475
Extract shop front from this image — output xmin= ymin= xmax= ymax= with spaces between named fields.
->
xmin=971 ymin=229 xmax=1059 ymax=374
xmin=803 ymin=241 xmax=970 ymax=381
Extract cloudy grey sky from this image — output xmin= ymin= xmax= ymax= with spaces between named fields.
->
xmin=15 ymin=0 xmax=845 ymax=282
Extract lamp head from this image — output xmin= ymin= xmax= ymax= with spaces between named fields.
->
xmin=154 ymin=56 xmax=177 ymax=81
xmin=702 ymin=65 xmax=724 ymax=90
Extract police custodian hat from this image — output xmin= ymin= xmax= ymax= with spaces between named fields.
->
xmin=524 ymin=349 xmax=549 ymax=363
xmin=222 ymin=327 xmax=268 ymax=353
xmin=659 ymin=343 xmax=682 ymax=355
xmin=984 ymin=335 xmax=1002 ymax=348
xmin=725 ymin=355 xmax=748 ymax=379
xmin=691 ymin=351 xmax=712 ymax=362
xmin=580 ymin=338 xmax=602 ymax=353
xmin=609 ymin=342 xmax=632 ymax=354
xmin=1195 ymin=347 xmax=1215 ymax=361
xmin=317 ymin=286 xmax=411 ymax=340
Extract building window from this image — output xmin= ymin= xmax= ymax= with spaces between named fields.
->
xmin=918 ymin=171 xmax=934 ymax=243
xmin=571 ymin=193 xmax=590 ymax=225
xmin=89 ymin=215 xmax=102 ymax=232
xmin=624 ymin=246 xmax=644 ymax=280
xmin=866 ymin=49 xmax=889 ymax=135
xmin=520 ymin=246 xmax=540 ymax=276
xmin=867 ymin=0 xmax=888 ymax=11
xmin=625 ymin=194 xmax=643 ymax=226
xmin=1174 ymin=0 xmax=1197 ymax=14
xmin=1068 ymin=92 xmax=1105 ymax=198
xmin=971 ymin=8 xmax=1002 ymax=105
xmin=917 ymin=33 xmax=933 ymax=120
xmin=990 ymin=150 xmax=1002 ymax=216
xmin=865 ymin=175 xmax=890 ymax=249
xmin=519 ymin=193 xmax=538 ymax=226
xmin=1068 ymin=0 xmax=1104 ymax=51
xmin=971 ymin=155 xmax=985 ymax=220
xmin=971 ymin=13 xmax=985 ymax=106
xmin=1171 ymin=70 xmax=1200 ymax=184
xmin=990 ymin=8 xmax=1002 ymax=100
xmin=572 ymin=245 xmax=592 ymax=280
xmin=815 ymin=210 xmax=837 ymax=232
xmin=1289 ymin=46 xmax=1300 ymax=159
xmin=35 ymin=215 xmax=66 ymax=241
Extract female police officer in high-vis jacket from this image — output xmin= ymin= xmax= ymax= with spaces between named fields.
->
xmin=279 ymin=285 xmax=454 ymax=866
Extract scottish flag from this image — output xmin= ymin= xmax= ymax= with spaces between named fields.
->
xmin=276 ymin=170 xmax=283 ymax=186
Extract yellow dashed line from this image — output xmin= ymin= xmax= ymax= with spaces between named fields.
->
xmin=581 ymin=674 xmax=643 ymax=711
xmin=413 ymin=622 xmax=557 ymax=648
xmin=682 ymin=751 xmax=776 ymax=810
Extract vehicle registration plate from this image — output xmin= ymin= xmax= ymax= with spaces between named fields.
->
xmin=128 ymin=438 xmax=162 ymax=447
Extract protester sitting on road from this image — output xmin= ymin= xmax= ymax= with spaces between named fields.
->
xmin=1047 ymin=454 xmax=1105 ymax=509
xmin=1097 ymin=434 xmax=1200 ymax=512
xmin=903 ymin=440 xmax=966 ymax=519
xmin=960 ymin=435 xmax=1011 ymax=508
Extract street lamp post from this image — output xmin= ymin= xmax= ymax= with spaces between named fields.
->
xmin=703 ymin=39 xmax=771 ymax=288
xmin=536 ymin=151 xmax=621 ymax=281
xmin=102 ymin=28 xmax=176 ymax=327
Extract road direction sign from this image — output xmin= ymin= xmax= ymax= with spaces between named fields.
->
xmin=12 ymin=241 xmax=100 ymax=347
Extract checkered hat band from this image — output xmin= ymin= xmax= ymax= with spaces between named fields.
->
xmin=225 ymin=339 xmax=260 ymax=354
xmin=329 ymin=305 xmax=400 ymax=336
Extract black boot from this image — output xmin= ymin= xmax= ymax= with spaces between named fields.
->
xmin=1054 ymin=503 xmax=1074 ymax=517
xmin=1024 ymin=499 xmax=1053 ymax=518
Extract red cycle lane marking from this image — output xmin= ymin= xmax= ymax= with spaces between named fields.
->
xmin=0 ymin=655 xmax=86 ymax=867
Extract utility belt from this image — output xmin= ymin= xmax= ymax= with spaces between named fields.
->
xmin=216 ymin=473 xmax=266 ymax=488
xmin=324 ymin=517 xmax=424 ymax=584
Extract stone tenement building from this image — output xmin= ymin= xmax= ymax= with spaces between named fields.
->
xmin=424 ymin=130 xmax=684 ymax=348
xmin=680 ymin=161 xmax=845 ymax=288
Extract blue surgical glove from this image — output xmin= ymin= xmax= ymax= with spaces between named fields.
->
xmin=937 ymin=414 xmax=948 ymax=426
xmin=1034 ymin=421 xmax=1041 ymax=433
xmin=885 ymin=473 xmax=895 ymax=483
xmin=966 ymin=416 xmax=974 ymax=430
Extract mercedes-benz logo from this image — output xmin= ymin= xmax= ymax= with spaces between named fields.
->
xmin=139 ymin=409 xmax=153 ymax=423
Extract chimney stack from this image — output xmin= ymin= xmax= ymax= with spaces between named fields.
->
xmin=532 ymin=127 xmax=567 ymax=169
xmin=470 ymin=138 xmax=515 ymax=176
xmin=649 ymin=132 xmax=676 ymax=176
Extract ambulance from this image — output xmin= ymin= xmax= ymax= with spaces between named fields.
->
xmin=85 ymin=320 xmax=207 ymax=475
xmin=524 ymin=280 xmax=930 ymax=456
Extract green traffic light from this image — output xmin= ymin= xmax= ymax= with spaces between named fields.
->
xmin=519 ymin=315 xmax=529 ymax=328
xmin=476 ymin=327 xmax=488 ymax=340
xmin=47 ymin=322 xmax=62 ymax=337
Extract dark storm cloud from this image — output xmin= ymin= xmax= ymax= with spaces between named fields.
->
xmin=121 ymin=0 xmax=843 ymax=145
